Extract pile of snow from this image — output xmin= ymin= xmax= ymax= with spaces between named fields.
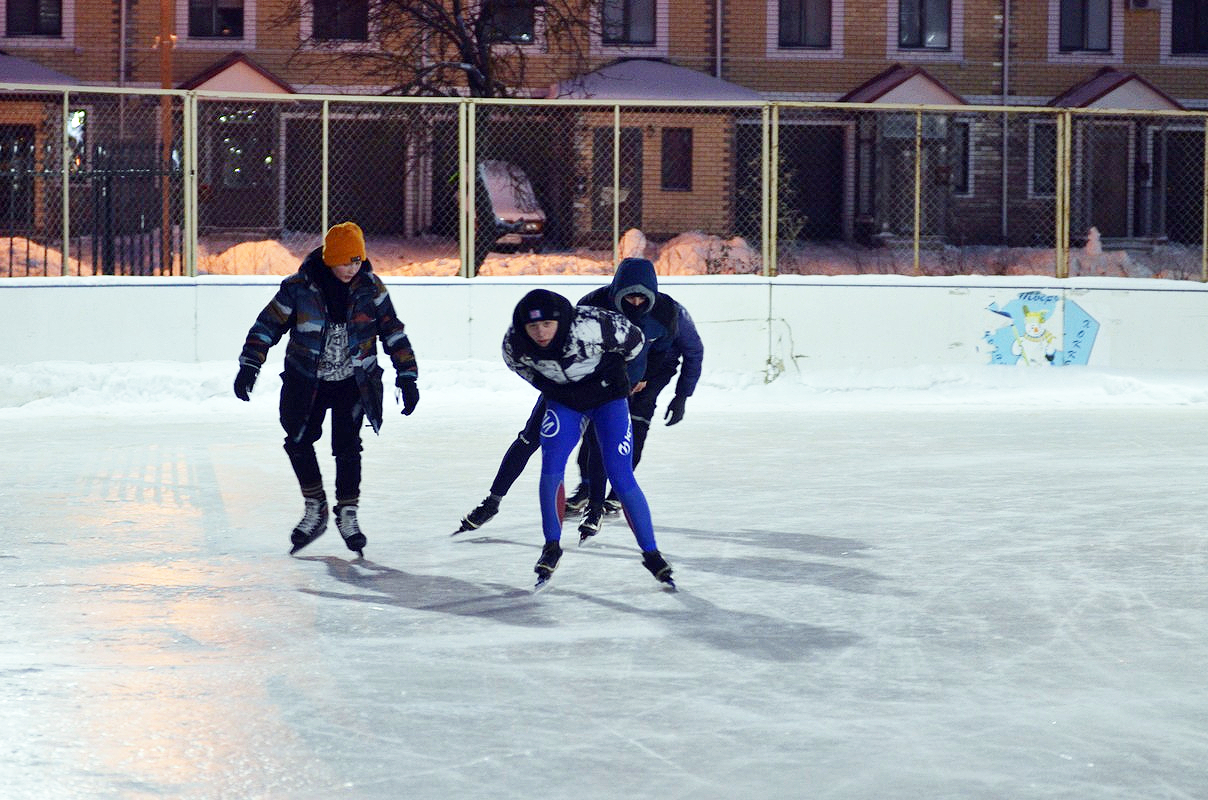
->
xmin=0 ymin=237 xmax=85 ymax=277
xmin=5 ymin=228 xmax=1203 ymax=281
xmin=655 ymin=231 xmax=761 ymax=275
xmin=197 ymin=239 xmax=298 ymax=275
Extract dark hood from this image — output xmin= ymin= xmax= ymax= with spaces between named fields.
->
xmin=609 ymin=258 xmax=657 ymax=320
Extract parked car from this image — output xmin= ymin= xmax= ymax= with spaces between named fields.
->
xmin=478 ymin=160 xmax=546 ymax=251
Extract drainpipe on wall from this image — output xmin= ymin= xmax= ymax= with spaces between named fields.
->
xmin=1001 ymin=0 xmax=1010 ymax=242
xmin=119 ymin=0 xmax=127 ymax=137
xmin=715 ymin=0 xmax=723 ymax=77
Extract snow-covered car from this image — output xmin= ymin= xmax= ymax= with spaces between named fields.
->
xmin=478 ymin=160 xmax=546 ymax=251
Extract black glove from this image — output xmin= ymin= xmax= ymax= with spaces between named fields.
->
xmin=233 ymin=364 xmax=258 ymax=401
xmin=664 ymin=395 xmax=687 ymax=426
xmin=396 ymin=376 xmax=419 ymax=416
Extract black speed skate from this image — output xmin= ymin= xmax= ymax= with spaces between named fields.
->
xmin=641 ymin=549 xmax=675 ymax=590
xmin=564 ymin=484 xmax=590 ymax=515
xmin=578 ymin=505 xmax=604 ymax=544
xmin=602 ymin=489 xmax=623 ymax=516
xmin=455 ymin=495 xmax=499 ymax=534
xmin=289 ymin=497 xmax=329 ymax=554
xmin=533 ymin=541 xmax=563 ymax=590
xmin=334 ymin=504 xmax=366 ymax=557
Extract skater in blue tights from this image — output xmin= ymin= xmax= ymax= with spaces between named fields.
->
xmin=502 ymin=289 xmax=674 ymax=588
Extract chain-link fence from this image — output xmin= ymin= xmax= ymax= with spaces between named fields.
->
xmin=3 ymin=83 xmax=1206 ymax=280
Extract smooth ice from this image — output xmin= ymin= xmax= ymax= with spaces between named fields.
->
xmin=1 ymin=360 xmax=1206 ymax=800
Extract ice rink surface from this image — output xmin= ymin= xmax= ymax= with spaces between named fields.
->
xmin=2 ymin=360 xmax=1206 ymax=799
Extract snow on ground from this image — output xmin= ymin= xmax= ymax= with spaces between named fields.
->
xmin=5 ymin=228 xmax=1205 ymax=279
xmin=2 ymin=359 xmax=1208 ymax=798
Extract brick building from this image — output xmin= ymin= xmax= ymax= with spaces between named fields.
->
xmin=2 ymin=1 xmax=1207 ymax=252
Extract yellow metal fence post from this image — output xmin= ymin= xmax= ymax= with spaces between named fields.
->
xmin=1202 ymin=116 xmax=1208 ymax=282
xmin=913 ymin=109 xmax=923 ymax=275
xmin=60 ymin=91 xmax=70 ymax=276
xmin=760 ymin=105 xmax=771 ymax=277
xmin=612 ymin=105 xmax=621 ymax=265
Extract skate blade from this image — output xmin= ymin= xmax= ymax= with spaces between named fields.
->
xmin=533 ymin=576 xmax=553 ymax=593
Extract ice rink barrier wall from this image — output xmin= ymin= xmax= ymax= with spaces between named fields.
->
xmin=3 ymin=274 xmax=1208 ymax=373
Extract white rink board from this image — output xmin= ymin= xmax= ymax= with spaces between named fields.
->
xmin=3 ymin=274 xmax=1208 ymax=373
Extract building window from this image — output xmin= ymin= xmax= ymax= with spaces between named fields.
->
xmin=1059 ymin=0 xmax=1110 ymax=52
xmin=189 ymin=0 xmax=244 ymax=38
xmin=950 ymin=119 xmax=970 ymax=195
xmin=313 ymin=0 xmax=368 ymax=41
xmin=779 ymin=0 xmax=831 ymax=47
xmin=603 ymin=0 xmax=655 ymax=45
xmin=486 ymin=0 xmax=535 ymax=44
xmin=1172 ymin=0 xmax=1208 ymax=54
xmin=661 ymin=128 xmax=692 ymax=192
xmin=5 ymin=0 xmax=61 ymax=36
xmin=899 ymin=0 xmax=949 ymax=49
xmin=1029 ymin=121 xmax=1057 ymax=198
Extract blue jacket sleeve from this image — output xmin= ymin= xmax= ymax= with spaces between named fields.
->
xmin=672 ymin=306 xmax=704 ymax=398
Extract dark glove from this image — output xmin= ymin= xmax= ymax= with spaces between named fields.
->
xmin=664 ymin=395 xmax=687 ymax=426
xmin=396 ymin=376 xmax=419 ymax=416
xmin=233 ymin=365 xmax=258 ymax=401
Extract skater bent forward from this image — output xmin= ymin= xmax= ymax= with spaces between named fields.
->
xmin=502 ymin=289 xmax=674 ymax=588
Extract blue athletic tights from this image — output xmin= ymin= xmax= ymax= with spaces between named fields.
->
xmin=538 ymin=397 xmax=657 ymax=552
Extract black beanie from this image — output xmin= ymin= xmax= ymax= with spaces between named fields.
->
xmin=513 ymin=289 xmax=571 ymax=329
xmin=512 ymin=289 xmax=573 ymax=352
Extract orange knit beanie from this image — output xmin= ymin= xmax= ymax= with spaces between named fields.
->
xmin=322 ymin=221 xmax=366 ymax=267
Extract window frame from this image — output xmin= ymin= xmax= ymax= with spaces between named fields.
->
xmin=885 ymin=0 xmax=963 ymax=63
xmin=186 ymin=0 xmax=244 ymax=39
xmin=485 ymin=0 xmax=537 ymax=45
xmin=4 ymin=0 xmax=60 ymax=36
xmin=778 ymin=0 xmax=831 ymax=49
xmin=660 ymin=127 xmax=693 ymax=192
xmin=1170 ymin=0 xmax=1208 ymax=55
xmin=1058 ymin=0 xmax=1111 ymax=53
xmin=949 ymin=118 xmax=972 ymax=197
xmin=1 ymin=0 xmax=73 ymax=44
xmin=767 ymin=0 xmax=843 ymax=61
xmin=1028 ymin=119 xmax=1058 ymax=200
xmin=898 ymin=0 xmax=950 ymax=50
xmin=602 ymin=0 xmax=656 ymax=46
xmin=311 ymin=0 xmax=370 ymax=43
xmin=176 ymin=0 xmax=256 ymax=49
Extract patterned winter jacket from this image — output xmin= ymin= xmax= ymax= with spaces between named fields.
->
xmin=503 ymin=305 xmax=645 ymax=413
xmin=239 ymin=248 xmax=417 ymax=438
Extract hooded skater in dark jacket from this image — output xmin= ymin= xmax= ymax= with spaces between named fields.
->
xmin=502 ymin=289 xmax=674 ymax=588
xmin=233 ymin=221 xmax=419 ymax=556
xmin=567 ymin=258 xmax=704 ymax=541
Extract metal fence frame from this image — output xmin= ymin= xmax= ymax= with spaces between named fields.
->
xmin=4 ymin=82 xmax=1208 ymax=280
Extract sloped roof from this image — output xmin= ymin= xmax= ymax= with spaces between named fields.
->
xmin=0 ymin=52 xmax=79 ymax=86
xmin=838 ymin=64 xmax=966 ymax=105
xmin=548 ymin=59 xmax=762 ymax=102
xmin=1048 ymin=67 xmax=1183 ymax=110
xmin=179 ymin=52 xmax=294 ymax=93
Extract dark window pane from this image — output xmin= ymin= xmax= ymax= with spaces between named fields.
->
xmin=602 ymin=0 xmax=655 ymax=45
xmin=1032 ymin=123 xmax=1056 ymax=197
xmin=189 ymin=0 xmax=244 ymax=38
xmin=314 ymin=0 xmax=368 ymax=41
xmin=6 ymin=0 xmax=61 ymax=36
xmin=661 ymin=128 xmax=692 ymax=192
xmin=486 ymin=0 xmax=535 ymax=44
xmin=780 ymin=0 xmax=831 ymax=48
xmin=1172 ymin=0 xmax=1208 ymax=54
xmin=899 ymin=0 xmax=948 ymax=49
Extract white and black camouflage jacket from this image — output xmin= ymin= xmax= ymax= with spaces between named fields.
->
xmin=503 ymin=305 xmax=645 ymax=412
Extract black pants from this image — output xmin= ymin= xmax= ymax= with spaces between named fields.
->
xmin=283 ymin=378 xmax=364 ymax=504
xmin=581 ymin=368 xmax=676 ymax=505
xmin=489 ymin=398 xmax=545 ymax=497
